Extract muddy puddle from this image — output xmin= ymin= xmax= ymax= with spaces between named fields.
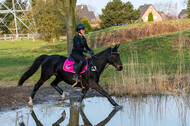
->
xmin=0 ymin=95 xmax=190 ymax=126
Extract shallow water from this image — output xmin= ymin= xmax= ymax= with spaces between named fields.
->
xmin=0 ymin=95 xmax=190 ymax=126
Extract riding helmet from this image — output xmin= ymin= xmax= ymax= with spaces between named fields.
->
xmin=76 ymin=24 xmax=85 ymax=32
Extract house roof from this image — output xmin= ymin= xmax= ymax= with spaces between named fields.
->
xmin=179 ymin=9 xmax=187 ymax=15
xmin=178 ymin=9 xmax=188 ymax=19
xmin=138 ymin=4 xmax=162 ymax=22
xmin=76 ymin=5 xmax=96 ymax=23
xmin=158 ymin=11 xmax=168 ymax=20
xmin=139 ymin=4 xmax=151 ymax=18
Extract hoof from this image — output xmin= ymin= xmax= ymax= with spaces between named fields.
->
xmin=62 ymin=93 xmax=65 ymax=100
xmin=28 ymin=97 xmax=33 ymax=106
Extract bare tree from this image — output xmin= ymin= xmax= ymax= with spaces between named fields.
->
xmin=54 ymin=0 xmax=77 ymax=56
xmin=182 ymin=0 xmax=188 ymax=6
xmin=87 ymin=4 xmax=97 ymax=15
xmin=153 ymin=1 xmax=178 ymax=19
xmin=153 ymin=1 xmax=166 ymax=12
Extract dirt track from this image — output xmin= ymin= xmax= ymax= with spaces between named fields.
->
xmin=0 ymin=85 xmax=99 ymax=111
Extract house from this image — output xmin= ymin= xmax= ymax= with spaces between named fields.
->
xmin=76 ymin=5 xmax=99 ymax=27
xmin=137 ymin=4 xmax=162 ymax=22
xmin=178 ymin=9 xmax=188 ymax=19
xmin=159 ymin=11 xmax=168 ymax=20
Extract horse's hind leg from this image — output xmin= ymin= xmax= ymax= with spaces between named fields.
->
xmin=50 ymin=76 xmax=65 ymax=100
xmin=29 ymin=74 xmax=51 ymax=106
xmin=29 ymin=77 xmax=49 ymax=106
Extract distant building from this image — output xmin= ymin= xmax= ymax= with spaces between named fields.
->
xmin=76 ymin=5 xmax=99 ymax=27
xmin=137 ymin=4 xmax=162 ymax=22
xmin=159 ymin=11 xmax=168 ymax=20
xmin=178 ymin=9 xmax=188 ymax=19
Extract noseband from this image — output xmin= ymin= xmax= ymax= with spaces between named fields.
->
xmin=116 ymin=65 xmax=123 ymax=67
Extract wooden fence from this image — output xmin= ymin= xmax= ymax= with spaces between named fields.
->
xmin=0 ymin=34 xmax=67 ymax=42
xmin=0 ymin=34 xmax=39 ymax=42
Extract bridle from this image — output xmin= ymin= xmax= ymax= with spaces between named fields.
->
xmin=89 ymin=48 xmax=121 ymax=72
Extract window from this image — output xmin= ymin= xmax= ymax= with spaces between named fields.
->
xmin=145 ymin=16 xmax=148 ymax=21
xmin=153 ymin=16 xmax=158 ymax=20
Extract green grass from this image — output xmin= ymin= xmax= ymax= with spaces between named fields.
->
xmin=97 ymin=29 xmax=190 ymax=95
xmin=0 ymin=39 xmax=67 ymax=86
xmin=101 ymin=31 xmax=189 ymax=72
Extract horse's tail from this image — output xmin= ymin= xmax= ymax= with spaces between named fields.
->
xmin=18 ymin=55 xmax=48 ymax=86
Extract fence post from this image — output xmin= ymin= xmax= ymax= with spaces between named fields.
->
xmin=33 ymin=36 xmax=35 ymax=42
xmin=28 ymin=33 xmax=29 ymax=39
xmin=12 ymin=37 xmax=14 ymax=43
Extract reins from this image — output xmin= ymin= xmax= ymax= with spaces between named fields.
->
xmin=73 ymin=48 xmax=119 ymax=87
xmin=89 ymin=55 xmax=110 ymax=75
xmin=89 ymin=48 xmax=118 ymax=73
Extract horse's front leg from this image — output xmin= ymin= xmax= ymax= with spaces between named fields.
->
xmin=90 ymin=82 xmax=119 ymax=107
xmin=78 ymin=87 xmax=89 ymax=103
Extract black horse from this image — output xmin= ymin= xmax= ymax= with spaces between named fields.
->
xmin=18 ymin=44 xmax=123 ymax=107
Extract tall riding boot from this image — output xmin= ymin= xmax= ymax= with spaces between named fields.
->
xmin=73 ymin=61 xmax=83 ymax=82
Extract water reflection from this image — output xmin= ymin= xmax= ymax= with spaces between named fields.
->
xmin=79 ymin=107 xmax=118 ymax=126
xmin=31 ymin=109 xmax=65 ymax=126
xmin=30 ymin=110 xmax=45 ymax=126
xmin=15 ymin=98 xmax=118 ymax=126
xmin=68 ymin=99 xmax=79 ymax=126
xmin=29 ymin=104 xmax=118 ymax=126
xmin=116 ymin=95 xmax=190 ymax=126
xmin=0 ymin=96 xmax=190 ymax=126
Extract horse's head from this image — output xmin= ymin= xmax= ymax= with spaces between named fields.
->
xmin=107 ymin=44 xmax=123 ymax=71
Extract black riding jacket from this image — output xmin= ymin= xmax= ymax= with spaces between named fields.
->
xmin=72 ymin=34 xmax=92 ymax=56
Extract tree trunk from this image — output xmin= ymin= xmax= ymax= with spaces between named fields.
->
xmin=55 ymin=0 xmax=76 ymax=56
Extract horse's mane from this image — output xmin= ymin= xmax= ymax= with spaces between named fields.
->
xmin=88 ymin=47 xmax=111 ymax=64
xmin=94 ymin=47 xmax=111 ymax=57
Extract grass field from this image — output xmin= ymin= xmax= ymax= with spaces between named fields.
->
xmin=0 ymin=39 xmax=67 ymax=86
xmin=0 ymin=21 xmax=190 ymax=96
xmin=102 ymin=29 xmax=190 ymax=95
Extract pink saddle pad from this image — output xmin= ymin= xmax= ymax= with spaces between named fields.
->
xmin=63 ymin=57 xmax=88 ymax=74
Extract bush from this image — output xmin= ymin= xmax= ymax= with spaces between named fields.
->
xmin=93 ymin=26 xmax=100 ymax=31
xmin=148 ymin=12 xmax=154 ymax=22
xmin=80 ymin=17 xmax=93 ymax=33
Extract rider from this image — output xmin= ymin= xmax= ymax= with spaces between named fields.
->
xmin=71 ymin=24 xmax=94 ymax=82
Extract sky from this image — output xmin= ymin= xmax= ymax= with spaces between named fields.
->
xmin=77 ymin=0 xmax=187 ymax=15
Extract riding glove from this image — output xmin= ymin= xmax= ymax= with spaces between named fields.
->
xmin=88 ymin=50 xmax=94 ymax=56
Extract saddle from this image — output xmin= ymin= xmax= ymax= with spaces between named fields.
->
xmin=63 ymin=56 xmax=88 ymax=74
